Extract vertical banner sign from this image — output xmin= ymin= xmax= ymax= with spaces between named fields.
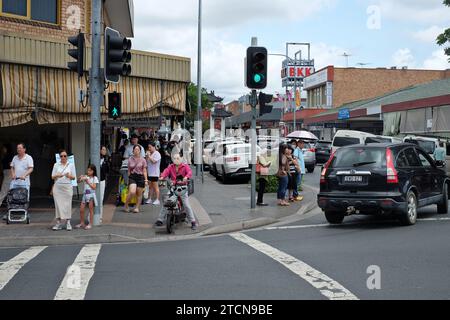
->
xmin=296 ymin=88 xmax=301 ymax=108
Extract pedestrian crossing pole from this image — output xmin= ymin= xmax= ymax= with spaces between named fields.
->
xmin=90 ymin=0 xmax=103 ymax=225
xmin=250 ymin=37 xmax=258 ymax=209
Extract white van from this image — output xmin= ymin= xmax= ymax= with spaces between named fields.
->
xmin=331 ymin=130 xmax=376 ymax=153
xmin=403 ymin=136 xmax=446 ymax=158
xmin=366 ymin=135 xmax=403 ymax=144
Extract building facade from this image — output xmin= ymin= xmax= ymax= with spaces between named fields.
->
xmin=0 ymin=0 xmax=191 ymax=197
xmin=304 ymin=66 xmax=450 ymax=110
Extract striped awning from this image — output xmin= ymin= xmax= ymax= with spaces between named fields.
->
xmin=0 ymin=63 xmax=187 ymax=127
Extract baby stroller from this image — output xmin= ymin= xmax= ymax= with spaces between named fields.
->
xmin=6 ymin=186 xmax=30 ymax=224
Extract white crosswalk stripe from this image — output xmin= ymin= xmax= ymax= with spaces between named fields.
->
xmin=0 ymin=246 xmax=47 ymax=291
xmin=54 ymin=244 xmax=102 ymax=300
xmin=230 ymin=233 xmax=359 ymax=300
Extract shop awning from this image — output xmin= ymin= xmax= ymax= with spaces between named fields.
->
xmin=0 ymin=63 xmax=187 ymax=127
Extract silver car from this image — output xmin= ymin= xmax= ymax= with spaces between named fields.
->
xmin=302 ymin=142 xmax=316 ymax=173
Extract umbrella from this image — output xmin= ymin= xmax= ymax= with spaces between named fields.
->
xmin=287 ymin=130 xmax=318 ymax=141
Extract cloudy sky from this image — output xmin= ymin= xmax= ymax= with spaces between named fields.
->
xmin=132 ymin=0 xmax=450 ymax=103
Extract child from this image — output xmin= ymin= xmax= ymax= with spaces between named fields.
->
xmin=76 ymin=165 xmax=99 ymax=230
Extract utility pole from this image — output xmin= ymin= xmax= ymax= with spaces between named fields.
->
xmin=250 ymin=37 xmax=258 ymax=209
xmin=90 ymin=0 xmax=102 ymax=226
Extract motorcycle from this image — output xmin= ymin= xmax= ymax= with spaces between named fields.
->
xmin=162 ymin=179 xmax=189 ymax=234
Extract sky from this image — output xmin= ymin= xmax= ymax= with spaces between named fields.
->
xmin=132 ymin=0 xmax=450 ymax=103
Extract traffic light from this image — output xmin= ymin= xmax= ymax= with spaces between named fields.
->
xmin=105 ymin=27 xmax=132 ymax=83
xmin=246 ymin=46 xmax=268 ymax=89
xmin=67 ymin=33 xmax=85 ymax=77
xmin=108 ymin=92 xmax=122 ymax=119
xmin=259 ymin=93 xmax=273 ymax=116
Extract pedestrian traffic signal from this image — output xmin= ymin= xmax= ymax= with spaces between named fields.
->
xmin=105 ymin=27 xmax=132 ymax=83
xmin=246 ymin=47 xmax=268 ymax=89
xmin=259 ymin=93 xmax=273 ymax=116
xmin=67 ymin=32 xmax=85 ymax=77
xmin=108 ymin=92 xmax=122 ymax=119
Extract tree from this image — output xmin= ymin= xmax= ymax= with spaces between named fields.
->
xmin=185 ymin=83 xmax=214 ymax=132
xmin=437 ymin=0 xmax=450 ymax=62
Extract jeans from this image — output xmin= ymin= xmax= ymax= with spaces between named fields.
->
xmin=294 ymin=174 xmax=303 ymax=197
xmin=257 ymin=178 xmax=267 ymax=204
xmin=158 ymin=192 xmax=196 ymax=223
xmin=277 ymin=176 xmax=289 ymax=200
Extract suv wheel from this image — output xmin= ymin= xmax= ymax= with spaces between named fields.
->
xmin=325 ymin=211 xmax=345 ymax=224
xmin=437 ymin=183 xmax=449 ymax=214
xmin=211 ymin=164 xmax=217 ymax=177
xmin=400 ymin=191 xmax=418 ymax=226
xmin=307 ymin=166 xmax=315 ymax=173
xmin=221 ymin=166 xmax=228 ymax=184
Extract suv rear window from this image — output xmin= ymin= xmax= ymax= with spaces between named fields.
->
xmin=366 ymin=137 xmax=391 ymax=144
xmin=316 ymin=142 xmax=331 ymax=148
xmin=333 ymin=137 xmax=360 ymax=147
xmin=331 ymin=147 xmax=386 ymax=168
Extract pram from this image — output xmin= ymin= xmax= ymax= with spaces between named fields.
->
xmin=6 ymin=184 xmax=30 ymax=224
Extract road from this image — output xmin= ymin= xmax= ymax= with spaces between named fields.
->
xmin=1 ymin=166 xmax=449 ymax=300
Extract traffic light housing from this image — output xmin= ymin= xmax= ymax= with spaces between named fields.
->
xmin=246 ymin=47 xmax=268 ymax=89
xmin=105 ymin=27 xmax=132 ymax=83
xmin=67 ymin=33 xmax=85 ymax=77
xmin=108 ymin=92 xmax=122 ymax=119
xmin=259 ymin=93 xmax=273 ymax=116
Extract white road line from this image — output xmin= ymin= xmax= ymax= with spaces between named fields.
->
xmin=265 ymin=224 xmax=329 ymax=231
xmin=230 ymin=233 xmax=359 ymax=300
xmin=0 ymin=246 xmax=47 ymax=291
xmin=54 ymin=244 xmax=102 ymax=300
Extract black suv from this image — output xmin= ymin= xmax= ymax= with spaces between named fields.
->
xmin=318 ymin=143 xmax=449 ymax=226
xmin=315 ymin=141 xmax=332 ymax=164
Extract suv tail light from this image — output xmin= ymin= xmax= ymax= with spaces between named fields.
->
xmin=386 ymin=148 xmax=398 ymax=184
xmin=309 ymin=148 xmax=316 ymax=153
xmin=226 ymin=156 xmax=240 ymax=163
xmin=320 ymin=152 xmax=335 ymax=184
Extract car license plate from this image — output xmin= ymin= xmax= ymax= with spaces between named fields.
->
xmin=344 ymin=176 xmax=363 ymax=183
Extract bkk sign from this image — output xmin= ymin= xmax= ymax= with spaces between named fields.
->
xmin=281 ymin=60 xmax=315 ymax=88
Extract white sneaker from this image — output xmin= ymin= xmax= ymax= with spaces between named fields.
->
xmin=66 ymin=221 xmax=72 ymax=231
xmin=145 ymin=199 xmax=153 ymax=205
xmin=153 ymin=200 xmax=161 ymax=206
xmin=52 ymin=223 xmax=63 ymax=231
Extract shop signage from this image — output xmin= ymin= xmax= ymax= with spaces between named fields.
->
xmin=304 ymin=68 xmax=329 ymax=89
xmin=281 ymin=59 xmax=315 ymax=88
xmin=105 ymin=119 xmax=160 ymax=128
xmin=338 ymin=108 xmax=351 ymax=120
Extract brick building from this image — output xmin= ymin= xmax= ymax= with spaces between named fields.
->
xmin=0 ymin=0 xmax=191 ymax=197
xmin=304 ymin=66 xmax=450 ymax=110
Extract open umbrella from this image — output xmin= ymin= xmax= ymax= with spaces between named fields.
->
xmin=287 ymin=130 xmax=318 ymax=141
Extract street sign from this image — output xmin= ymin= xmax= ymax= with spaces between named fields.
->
xmin=105 ymin=119 xmax=161 ymax=128
xmin=338 ymin=109 xmax=351 ymax=120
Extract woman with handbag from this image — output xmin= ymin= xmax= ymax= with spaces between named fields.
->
xmin=256 ymin=149 xmax=272 ymax=206
xmin=287 ymin=146 xmax=301 ymax=202
xmin=51 ymin=150 xmax=76 ymax=231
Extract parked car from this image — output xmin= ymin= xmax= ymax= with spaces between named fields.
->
xmin=208 ymin=140 xmax=246 ymax=176
xmin=402 ymin=135 xmax=449 ymax=159
xmin=315 ymin=141 xmax=332 ymax=164
xmin=331 ymin=130 xmax=376 ymax=153
xmin=215 ymin=144 xmax=262 ymax=183
xmin=302 ymin=141 xmax=317 ymax=173
xmin=318 ymin=143 xmax=449 ymax=226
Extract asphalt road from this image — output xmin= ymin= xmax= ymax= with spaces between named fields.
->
xmin=1 ymin=165 xmax=449 ymax=300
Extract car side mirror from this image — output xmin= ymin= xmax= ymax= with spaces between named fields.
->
xmin=435 ymin=160 xmax=446 ymax=168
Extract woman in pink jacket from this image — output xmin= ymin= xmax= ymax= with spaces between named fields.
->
xmin=155 ymin=154 xmax=197 ymax=230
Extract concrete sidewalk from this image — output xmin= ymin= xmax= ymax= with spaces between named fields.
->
xmin=0 ymin=175 xmax=317 ymax=247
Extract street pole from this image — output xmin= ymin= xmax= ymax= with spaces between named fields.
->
xmin=250 ymin=89 xmax=257 ymax=209
xmin=90 ymin=0 xmax=102 ymax=226
xmin=250 ymin=36 xmax=258 ymax=209
xmin=196 ymin=0 xmax=203 ymax=180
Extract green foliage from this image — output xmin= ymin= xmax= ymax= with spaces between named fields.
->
xmin=437 ymin=1 xmax=450 ymax=62
xmin=256 ymin=176 xmax=280 ymax=194
xmin=185 ymin=83 xmax=214 ymax=132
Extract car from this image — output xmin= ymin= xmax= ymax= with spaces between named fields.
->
xmin=215 ymin=144 xmax=262 ymax=183
xmin=331 ymin=130 xmax=376 ymax=153
xmin=402 ymin=135 xmax=449 ymax=159
xmin=315 ymin=141 xmax=332 ymax=164
xmin=302 ymin=141 xmax=317 ymax=173
xmin=318 ymin=143 xmax=449 ymax=226
xmin=207 ymin=140 xmax=246 ymax=176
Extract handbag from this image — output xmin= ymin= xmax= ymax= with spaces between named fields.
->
xmin=260 ymin=166 xmax=270 ymax=176
xmin=256 ymin=163 xmax=262 ymax=174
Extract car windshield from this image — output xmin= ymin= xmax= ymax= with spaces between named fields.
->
xmin=333 ymin=137 xmax=360 ymax=147
xmin=316 ymin=142 xmax=331 ymax=148
xmin=331 ymin=147 xmax=386 ymax=168
xmin=417 ymin=141 xmax=435 ymax=154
